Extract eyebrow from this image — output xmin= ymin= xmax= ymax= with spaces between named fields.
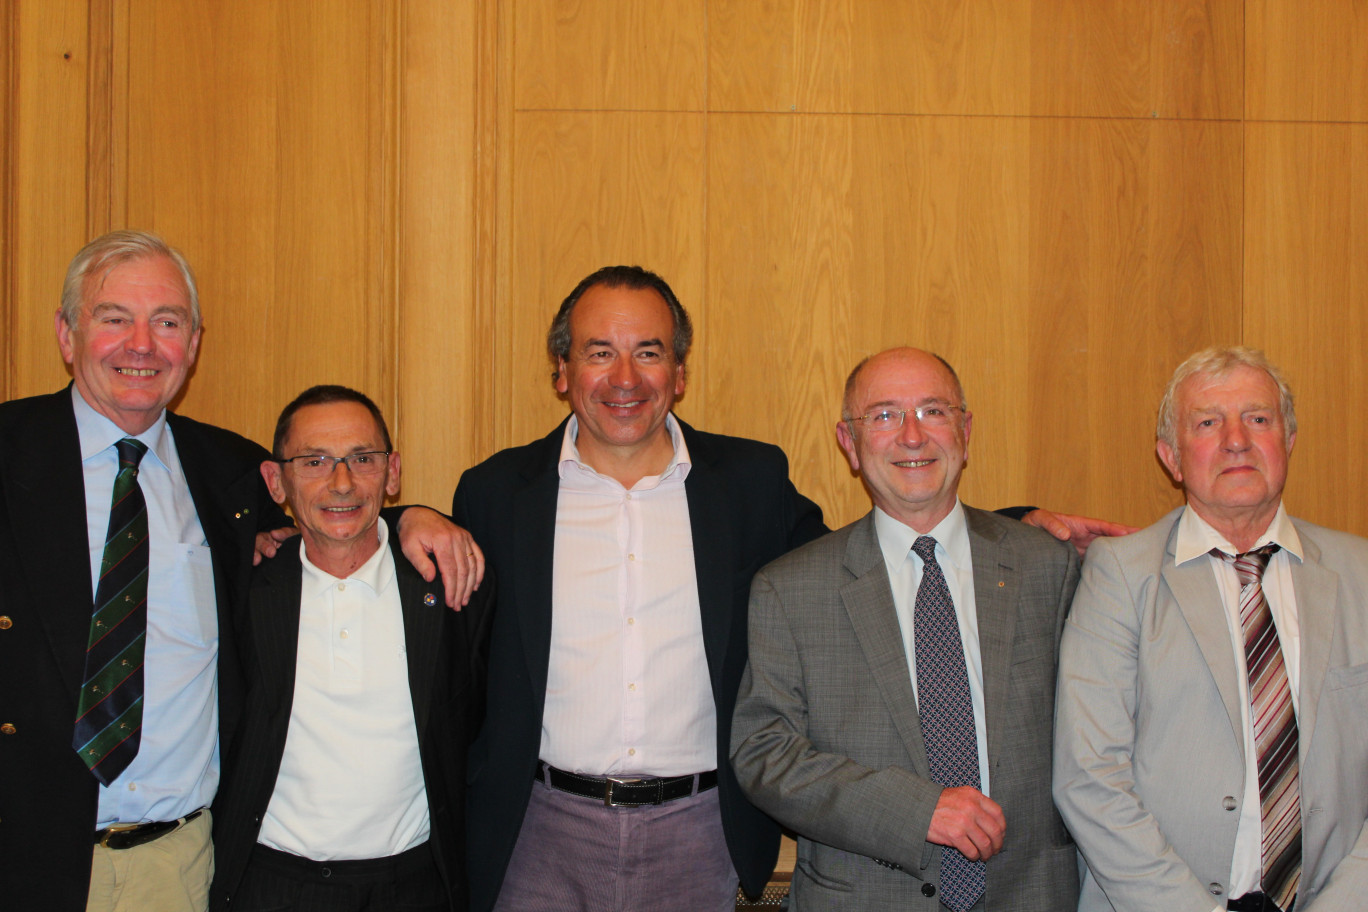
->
xmin=581 ymin=337 xmax=667 ymax=350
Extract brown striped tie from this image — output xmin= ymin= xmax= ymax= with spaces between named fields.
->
xmin=1217 ymin=545 xmax=1300 ymax=909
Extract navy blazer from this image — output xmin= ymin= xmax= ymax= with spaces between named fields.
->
xmin=0 ymin=387 xmax=288 ymax=912
xmin=209 ymin=527 xmax=495 ymax=911
xmin=453 ymin=417 xmax=827 ymax=909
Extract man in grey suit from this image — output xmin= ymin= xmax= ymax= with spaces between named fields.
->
xmin=731 ymin=347 xmax=1081 ymax=911
xmin=1054 ymin=346 xmax=1368 ymax=912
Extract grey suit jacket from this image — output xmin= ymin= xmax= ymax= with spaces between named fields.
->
xmin=731 ymin=506 xmax=1081 ymax=912
xmin=1053 ymin=506 xmax=1368 ymax=912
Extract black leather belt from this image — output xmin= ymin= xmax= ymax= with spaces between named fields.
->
xmin=1227 ymin=893 xmax=1289 ymax=912
xmin=541 ymin=765 xmax=717 ymax=807
xmin=94 ymin=809 xmax=203 ymax=850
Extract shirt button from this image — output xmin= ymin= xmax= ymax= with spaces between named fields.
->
xmin=628 ymin=553 xmax=636 ymax=561
xmin=340 ymin=629 xmax=350 ymax=639
xmin=128 ymin=783 xmax=137 ymax=791
xmin=628 ymin=683 xmax=636 ymax=691
xmin=337 ymin=583 xmax=346 ymax=592
xmin=628 ymin=748 xmax=636 ymax=757
xmin=627 ymin=618 xmax=635 ymax=625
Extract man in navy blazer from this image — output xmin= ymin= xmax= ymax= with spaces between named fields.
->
xmin=0 ymin=232 xmax=482 ymax=912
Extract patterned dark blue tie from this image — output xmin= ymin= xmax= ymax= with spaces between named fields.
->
xmin=73 ymin=437 xmax=149 ymax=784
xmin=912 ymin=535 xmax=985 ymax=912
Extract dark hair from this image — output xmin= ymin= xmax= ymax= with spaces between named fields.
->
xmin=546 ymin=265 xmax=693 ymax=380
xmin=272 ymin=385 xmax=392 ymax=459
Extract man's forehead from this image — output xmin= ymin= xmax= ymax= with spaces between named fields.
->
xmin=1179 ymin=367 xmax=1279 ymax=409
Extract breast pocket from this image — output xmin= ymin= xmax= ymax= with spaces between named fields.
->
xmin=147 ymin=542 xmax=217 ymax=646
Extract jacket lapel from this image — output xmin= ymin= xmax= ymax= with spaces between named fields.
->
xmin=8 ymin=390 xmax=94 ymax=700
xmin=249 ymin=540 xmax=303 ymax=710
xmin=512 ymin=424 xmax=565 ymax=701
xmin=965 ymin=507 xmax=1016 ymax=774
xmin=1162 ymin=522 xmax=1246 ymax=756
xmin=1288 ymin=527 xmax=1337 ymax=754
xmin=681 ymin=425 xmax=736 ymax=698
xmin=839 ymin=514 xmax=933 ymax=777
xmin=393 ymin=524 xmax=447 ymax=742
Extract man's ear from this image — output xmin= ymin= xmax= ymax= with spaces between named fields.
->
xmin=1156 ymin=439 xmax=1182 ymax=483
xmin=385 ymin=451 xmax=402 ymax=498
xmin=261 ymin=460 xmax=288 ymax=505
xmin=836 ymin=420 xmax=860 ymax=472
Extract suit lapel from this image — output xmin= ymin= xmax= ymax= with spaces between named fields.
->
xmin=393 ymin=526 xmax=447 ymax=742
xmin=965 ymin=507 xmax=1016 ymax=774
xmin=681 ymin=426 xmax=736 ymax=697
xmin=1162 ymin=526 xmax=1246 ymax=754
xmin=7 ymin=390 xmax=94 ymax=700
xmin=1288 ymin=527 xmax=1337 ymax=753
xmin=839 ymin=515 xmax=933 ymax=777
xmin=512 ymin=425 xmax=566 ymax=700
xmin=250 ymin=541 xmax=304 ymax=709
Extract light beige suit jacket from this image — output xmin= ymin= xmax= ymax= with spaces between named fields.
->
xmin=1054 ymin=506 xmax=1368 ymax=912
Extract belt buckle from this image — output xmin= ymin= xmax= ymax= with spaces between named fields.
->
xmin=603 ymin=776 xmax=644 ymax=807
xmin=98 ymin=822 xmax=143 ymax=849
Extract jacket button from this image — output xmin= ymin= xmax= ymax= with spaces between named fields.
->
xmin=0 ymin=723 xmax=15 ymax=735
xmin=1222 ymin=795 xmax=1237 ymax=810
xmin=922 ymin=883 xmax=936 ymax=897
xmin=1209 ymin=883 xmax=1225 ymax=895
xmin=0 ymin=615 xmax=12 ymax=629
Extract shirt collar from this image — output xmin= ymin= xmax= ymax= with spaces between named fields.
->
xmin=557 ymin=413 xmax=693 ymax=485
xmin=72 ymin=384 xmax=172 ymax=472
xmin=299 ymin=516 xmax=395 ymax=597
xmin=1172 ymin=501 xmax=1303 ymax=565
xmin=874 ymin=499 xmax=971 ymax=574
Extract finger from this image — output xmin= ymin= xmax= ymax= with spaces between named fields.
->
xmin=458 ymin=543 xmax=485 ymax=606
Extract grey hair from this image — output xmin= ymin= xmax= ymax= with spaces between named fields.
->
xmin=1156 ymin=346 xmax=1296 ymax=450
xmin=60 ymin=230 xmax=200 ymax=331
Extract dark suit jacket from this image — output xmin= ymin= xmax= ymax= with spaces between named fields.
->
xmin=731 ymin=508 xmax=1081 ymax=911
xmin=0 ymin=387 xmax=288 ymax=912
xmin=209 ymin=526 xmax=494 ymax=911
xmin=452 ymin=417 xmax=826 ymax=910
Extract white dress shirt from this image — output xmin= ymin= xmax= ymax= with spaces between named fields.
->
xmin=1172 ymin=503 xmax=1303 ymax=903
xmin=73 ymin=387 xmax=219 ymax=828
xmin=874 ymin=501 xmax=991 ymax=797
xmin=541 ymin=414 xmax=714 ymax=776
xmin=258 ymin=521 xmax=430 ymax=860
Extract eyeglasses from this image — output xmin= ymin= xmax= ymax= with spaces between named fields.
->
xmin=845 ymin=404 xmax=965 ymax=432
xmin=276 ymin=451 xmax=390 ymax=479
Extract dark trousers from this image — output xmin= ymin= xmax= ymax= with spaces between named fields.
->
xmin=232 ymin=842 xmax=449 ymax=912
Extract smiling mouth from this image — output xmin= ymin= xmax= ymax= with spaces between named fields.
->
xmin=322 ymin=505 xmax=362 ymax=514
xmin=115 ymin=368 xmax=159 ymax=377
xmin=894 ymin=459 xmax=935 ymax=468
xmin=602 ymin=400 xmax=644 ymax=410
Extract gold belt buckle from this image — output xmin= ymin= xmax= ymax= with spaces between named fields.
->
xmin=603 ymin=776 xmax=643 ymax=807
xmin=98 ymin=822 xmax=144 ymax=849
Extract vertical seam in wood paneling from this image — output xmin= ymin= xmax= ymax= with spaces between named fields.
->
xmin=379 ymin=0 xmax=402 ymax=451
xmin=478 ymin=0 xmax=514 ymax=455
xmin=0 ymin=0 xmax=14 ymax=402
xmin=86 ymin=0 xmax=112 ymax=238
xmin=697 ymin=0 xmax=709 ymax=429
xmin=1239 ymin=0 xmax=1247 ymax=347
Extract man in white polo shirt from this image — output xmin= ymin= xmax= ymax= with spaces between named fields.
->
xmin=209 ymin=386 xmax=494 ymax=912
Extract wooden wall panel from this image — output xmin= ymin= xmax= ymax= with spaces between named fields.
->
xmin=1245 ymin=123 xmax=1368 ymax=535
xmin=513 ymin=0 xmax=705 ymax=111
xmin=709 ymin=0 xmax=1031 ymax=115
xmin=392 ymin=0 xmax=481 ymax=510
xmin=7 ymin=0 xmax=93 ymax=401
xmin=1026 ymin=118 xmax=1243 ymax=528
xmin=507 ymin=110 xmax=706 ymax=447
xmin=706 ymin=113 xmax=1032 ymax=529
xmin=709 ymin=0 xmax=1238 ymax=118
xmin=121 ymin=0 xmax=389 ymax=467
xmin=1247 ymin=0 xmax=1368 ymax=123
xmin=1029 ymin=0 xmax=1240 ymax=118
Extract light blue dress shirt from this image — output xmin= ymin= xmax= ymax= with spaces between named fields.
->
xmin=72 ymin=387 xmax=220 ymax=827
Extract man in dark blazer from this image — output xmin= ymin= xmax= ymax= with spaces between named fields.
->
xmin=0 ymin=232 xmax=481 ymax=912
xmin=210 ymin=387 xmax=493 ymax=911
xmin=455 ymin=266 xmax=827 ymax=911
xmin=731 ymin=348 xmax=1080 ymax=911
